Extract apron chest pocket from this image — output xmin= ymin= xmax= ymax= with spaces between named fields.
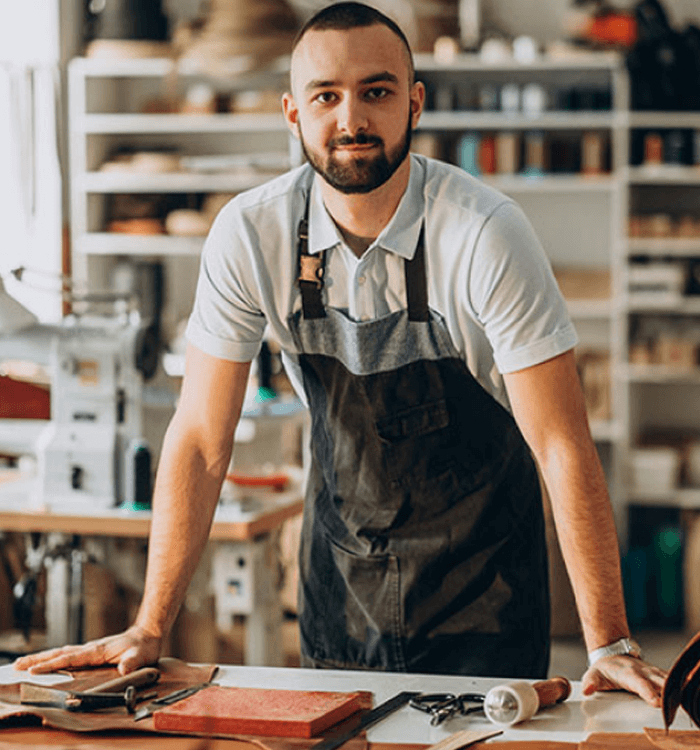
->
xmin=376 ymin=399 xmax=454 ymax=482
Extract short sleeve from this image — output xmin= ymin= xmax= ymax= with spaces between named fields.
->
xmin=185 ymin=199 xmax=267 ymax=362
xmin=468 ymin=200 xmax=578 ymax=373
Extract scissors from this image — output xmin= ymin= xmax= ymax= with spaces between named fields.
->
xmin=409 ymin=692 xmax=485 ymax=726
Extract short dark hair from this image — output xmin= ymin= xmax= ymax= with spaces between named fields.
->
xmin=292 ymin=2 xmax=415 ymax=83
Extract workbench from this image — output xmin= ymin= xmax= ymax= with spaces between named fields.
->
xmin=0 ymin=484 xmax=303 ymax=667
xmin=0 ymin=663 xmax=694 ymax=748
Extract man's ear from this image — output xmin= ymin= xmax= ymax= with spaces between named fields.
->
xmin=282 ymin=92 xmax=300 ymax=138
xmin=410 ymin=81 xmax=426 ymax=129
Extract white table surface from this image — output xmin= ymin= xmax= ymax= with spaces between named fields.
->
xmin=1 ymin=663 xmax=693 ymax=744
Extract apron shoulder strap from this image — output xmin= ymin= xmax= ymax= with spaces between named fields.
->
xmin=297 ymin=200 xmax=327 ymax=320
xmin=405 ymin=223 xmax=429 ymax=322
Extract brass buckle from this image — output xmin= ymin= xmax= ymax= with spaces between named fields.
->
xmin=300 ymin=255 xmax=324 ymax=288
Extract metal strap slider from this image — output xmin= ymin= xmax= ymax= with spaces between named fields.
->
xmin=299 ymin=254 xmax=324 ymax=288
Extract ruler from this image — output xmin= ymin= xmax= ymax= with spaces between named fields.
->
xmin=312 ymin=690 xmax=420 ymax=750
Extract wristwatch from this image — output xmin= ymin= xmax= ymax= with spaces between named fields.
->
xmin=588 ymin=637 xmax=643 ymax=667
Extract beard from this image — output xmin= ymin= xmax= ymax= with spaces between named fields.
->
xmin=300 ymin=112 xmax=413 ymax=194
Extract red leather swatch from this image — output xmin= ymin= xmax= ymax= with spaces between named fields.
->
xmin=152 ymin=685 xmax=367 ymax=738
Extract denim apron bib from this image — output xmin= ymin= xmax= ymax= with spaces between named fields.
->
xmin=287 ymin=194 xmax=550 ymax=677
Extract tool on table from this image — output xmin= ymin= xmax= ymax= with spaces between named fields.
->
xmin=310 ymin=690 xmax=420 ymax=750
xmin=20 ymin=683 xmax=139 ymax=713
xmin=19 ymin=666 xmax=160 ymax=714
xmin=409 ymin=692 xmax=485 ymax=726
xmin=82 ymin=666 xmax=161 ymax=694
xmin=424 ymin=727 xmax=504 ymax=750
xmin=133 ymin=682 xmax=212 ymax=722
xmin=482 ymin=675 xmax=571 ymax=726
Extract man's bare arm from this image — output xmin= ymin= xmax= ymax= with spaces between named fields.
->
xmin=503 ymin=350 xmax=666 ymax=705
xmin=14 ymin=344 xmax=252 ymax=674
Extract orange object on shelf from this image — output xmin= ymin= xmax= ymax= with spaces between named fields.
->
xmin=587 ymin=13 xmax=637 ymax=47
xmin=107 ymin=218 xmax=166 ymax=235
xmin=226 ymin=471 xmax=289 ymax=491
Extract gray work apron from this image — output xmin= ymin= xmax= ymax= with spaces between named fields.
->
xmin=288 ymin=196 xmax=550 ymax=677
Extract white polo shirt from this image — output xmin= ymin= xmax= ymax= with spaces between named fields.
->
xmin=186 ymin=154 xmax=578 ymax=410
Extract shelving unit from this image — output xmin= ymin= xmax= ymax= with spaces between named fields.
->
xmin=68 ymin=51 xmax=700 ymax=550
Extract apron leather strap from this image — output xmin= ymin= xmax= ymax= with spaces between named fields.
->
xmin=405 ymin=224 xmax=429 ymax=322
xmin=297 ymin=191 xmax=428 ymax=322
xmin=298 ymin=202 xmax=327 ymax=320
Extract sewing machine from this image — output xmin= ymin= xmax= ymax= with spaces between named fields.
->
xmin=0 ymin=301 xmax=152 ymax=512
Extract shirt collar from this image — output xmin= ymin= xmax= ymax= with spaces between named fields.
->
xmin=306 ymin=154 xmax=425 ymax=260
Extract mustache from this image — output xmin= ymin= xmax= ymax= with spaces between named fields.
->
xmin=329 ymin=133 xmax=383 ymax=148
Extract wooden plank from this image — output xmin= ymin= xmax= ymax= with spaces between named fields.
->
xmin=0 ymin=497 xmax=303 ymax=541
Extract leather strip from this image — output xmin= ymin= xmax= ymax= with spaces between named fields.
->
xmin=662 ymin=630 xmax=700 ymax=729
xmin=405 ymin=224 xmax=429 ymax=323
xmin=297 ymin=210 xmax=326 ymax=320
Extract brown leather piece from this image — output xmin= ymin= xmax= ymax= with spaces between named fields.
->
xmin=0 ymin=659 xmax=368 ymax=750
xmin=0 ymin=658 xmax=216 ymax=732
xmin=645 ymin=728 xmax=700 ymax=749
xmin=663 ymin=632 xmax=700 ymax=729
xmin=579 ymin=733 xmax=657 ymax=749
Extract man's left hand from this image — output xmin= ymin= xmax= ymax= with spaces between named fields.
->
xmin=582 ymin=656 xmax=667 ymax=707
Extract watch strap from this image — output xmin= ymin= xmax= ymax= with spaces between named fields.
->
xmin=588 ymin=637 xmax=642 ymax=667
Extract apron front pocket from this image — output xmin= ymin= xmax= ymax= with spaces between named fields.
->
xmin=376 ymin=399 xmax=456 ymax=483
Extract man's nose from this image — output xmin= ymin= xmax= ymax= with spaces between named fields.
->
xmin=337 ymin=96 xmax=369 ymax=134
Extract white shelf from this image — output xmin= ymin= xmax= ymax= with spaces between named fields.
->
xmin=628 ymin=112 xmax=700 ymax=129
xmin=627 ymin=238 xmax=700 ymax=256
xmin=418 ymin=111 xmax=616 ymax=131
xmin=627 ymin=488 xmax=700 ymax=509
xmin=566 ymin=299 xmax=613 ymax=318
xmin=76 ymin=232 xmax=205 ymax=256
xmin=625 ymin=166 xmax=700 ymax=185
xmin=69 ymin=55 xmax=291 ymax=79
xmin=623 ymin=364 xmax=700 ymax=384
xmin=79 ymin=171 xmax=281 ymax=194
xmin=483 ymin=174 xmax=617 ymax=193
xmin=626 ymin=297 xmax=700 ymax=314
xmin=78 ymin=113 xmax=287 ymax=134
xmin=590 ymin=420 xmax=623 ymax=442
xmin=413 ymin=51 xmax=621 ymax=72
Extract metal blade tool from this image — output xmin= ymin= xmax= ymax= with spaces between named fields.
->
xmin=133 ymin=682 xmax=212 ymax=722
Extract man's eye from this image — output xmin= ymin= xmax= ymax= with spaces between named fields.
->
xmin=314 ymin=92 xmax=337 ymax=104
xmin=365 ymin=87 xmax=389 ymax=100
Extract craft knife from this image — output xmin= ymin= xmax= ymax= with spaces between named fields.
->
xmin=133 ymin=682 xmax=212 ymax=722
xmin=311 ymin=690 xmax=421 ymax=750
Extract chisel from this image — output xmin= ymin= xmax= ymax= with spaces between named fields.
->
xmin=311 ymin=690 xmax=420 ymax=750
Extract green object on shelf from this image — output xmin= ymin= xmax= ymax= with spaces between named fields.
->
xmin=255 ymin=386 xmax=277 ymax=403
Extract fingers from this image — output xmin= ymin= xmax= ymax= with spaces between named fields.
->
xmin=14 ymin=643 xmax=112 ymax=674
xmin=582 ymin=656 xmax=667 ymax=708
xmin=118 ymin=645 xmax=150 ymax=675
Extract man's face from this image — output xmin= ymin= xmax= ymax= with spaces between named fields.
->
xmin=283 ymin=25 xmax=424 ymax=195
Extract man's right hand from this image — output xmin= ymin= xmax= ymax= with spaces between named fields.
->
xmin=12 ymin=625 xmax=161 ymax=676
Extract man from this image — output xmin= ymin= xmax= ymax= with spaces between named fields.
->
xmin=17 ymin=2 xmax=665 ymax=703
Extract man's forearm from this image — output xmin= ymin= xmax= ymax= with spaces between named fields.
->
xmin=134 ymin=416 xmax=232 ymax=640
xmin=539 ymin=437 xmax=629 ymax=653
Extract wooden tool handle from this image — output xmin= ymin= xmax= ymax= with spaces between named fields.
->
xmin=83 ymin=667 xmax=160 ymax=694
xmin=532 ymin=676 xmax=571 ymax=708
